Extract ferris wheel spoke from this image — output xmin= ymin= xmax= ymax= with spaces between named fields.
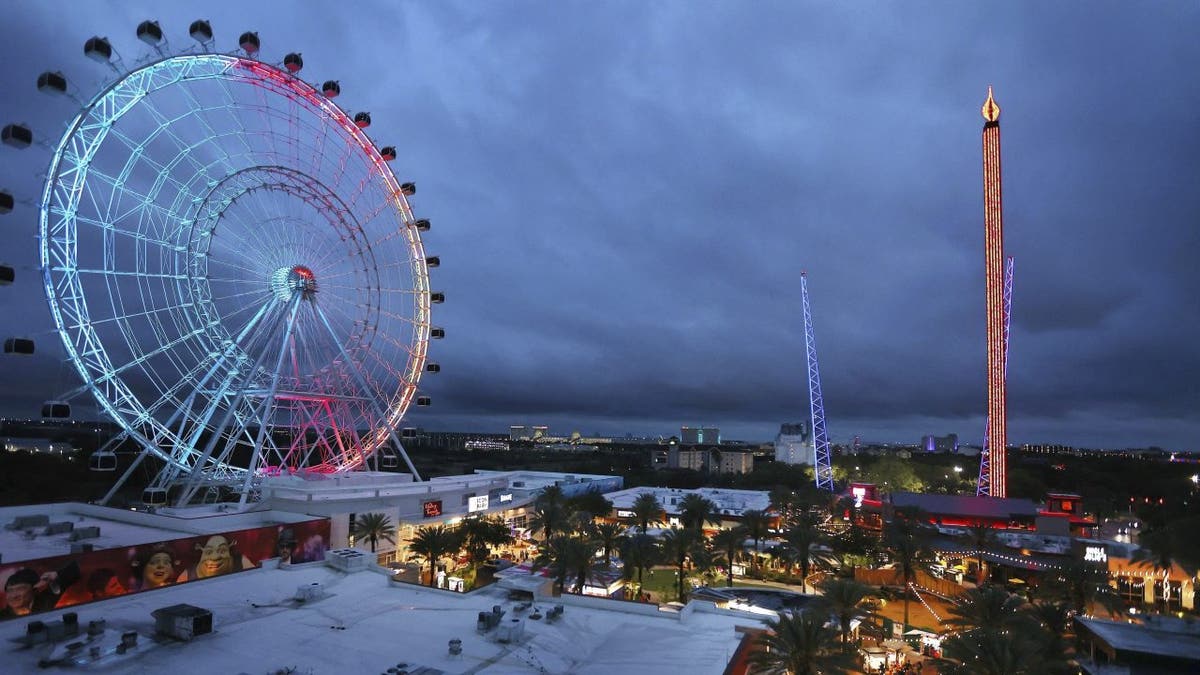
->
xmin=178 ymin=300 xmax=287 ymax=504
xmin=238 ymin=295 xmax=303 ymax=503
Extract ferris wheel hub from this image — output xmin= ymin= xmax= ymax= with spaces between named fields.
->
xmin=270 ymin=265 xmax=317 ymax=301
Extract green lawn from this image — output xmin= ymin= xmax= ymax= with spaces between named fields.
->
xmin=639 ymin=567 xmax=684 ymax=602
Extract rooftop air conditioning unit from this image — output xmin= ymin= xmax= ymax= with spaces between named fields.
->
xmin=152 ymin=604 xmax=212 ymax=641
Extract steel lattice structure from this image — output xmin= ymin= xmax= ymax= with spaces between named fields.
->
xmin=38 ymin=46 xmax=434 ymax=506
xmin=801 ymin=272 xmax=834 ymax=492
xmin=981 ymin=86 xmax=1008 ymax=498
xmin=978 ymin=256 xmax=1013 ymax=496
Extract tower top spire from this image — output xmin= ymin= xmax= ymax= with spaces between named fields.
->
xmin=981 ymin=86 xmax=1001 ymax=122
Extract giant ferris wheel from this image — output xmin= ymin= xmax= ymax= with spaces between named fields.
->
xmin=9 ymin=21 xmax=443 ymax=506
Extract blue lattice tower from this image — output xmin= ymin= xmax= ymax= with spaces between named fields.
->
xmin=978 ymin=256 xmax=1013 ymax=496
xmin=801 ymin=272 xmax=834 ymax=491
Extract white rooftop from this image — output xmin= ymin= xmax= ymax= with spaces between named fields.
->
xmin=605 ymin=486 xmax=771 ymax=517
xmin=0 ymin=563 xmax=756 ymax=674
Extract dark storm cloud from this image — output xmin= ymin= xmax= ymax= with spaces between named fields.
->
xmin=0 ymin=1 xmax=1196 ymax=450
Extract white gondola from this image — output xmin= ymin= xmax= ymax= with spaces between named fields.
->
xmin=41 ymin=400 xmax=71 ymax=418
xmin=142 ymin=487 xmax=168 ymax=506
xmin=379 ymin=447 xmax=399 ymax=469
xmin=4 ymin=337 xmax=34 ymax=354
xmin=89 ymin=450 xmax=117 ymax=472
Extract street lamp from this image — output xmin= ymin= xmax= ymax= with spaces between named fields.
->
xmin=953 ymin=466 xmax=962 ymax=474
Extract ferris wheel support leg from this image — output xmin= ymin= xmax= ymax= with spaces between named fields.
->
xmin=177 ymin=300 xmax=283 ymax=506
xmin=236 ymin=296 xmax=304 ymax=507
xmin=166 ymin=307 xmax=274 ymax=476
xmin=312 ymin=301 xmax=424 ymax=481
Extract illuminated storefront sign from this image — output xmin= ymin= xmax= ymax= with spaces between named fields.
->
xmin=468 ymin=495 xmax=490 ymax=512
xmin=851 ymin=486 xmax=866 ymax=508
xmin=616 ymin=510 xmax=635 ymax=518
xmin=1083 ymin=546 xmax=1107 ymax=563
xmin=499 ymin=493 xmax=513 ymax=503
xmin=423 ymin=500 xmax=443 ymax=518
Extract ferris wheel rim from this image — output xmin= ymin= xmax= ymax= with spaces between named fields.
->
xmin=38 ymin=50 xmax=432 ymax=480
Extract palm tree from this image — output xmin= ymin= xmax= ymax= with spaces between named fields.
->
xmin=631 ymin=492 xmax=665 ymax=534
xmin=529 ymin=501 xmax=568 ymax=541
xmin=749 ymin=611 xmax=848 ymax=675
xmin=816 ymin=577 xmax=873 ymax=649
xmin=711 ymin=526 xmax=747 ymax=587
xmin=409 ymin=525 xmax=460 ymax=587
xmin=567 ymin=534 xmax=601 ymax=594
xmin=352 ymin=512 xmax=396 ymax=553
xmin=769 ymin=486 xmax=801 ymax=530
xmin=678 ymin=493 xmax=720 ymax=531
xmin=1044 ymin=560 xmax=1121 ymax=617
xmin=740 ymin=509 xmax=770 ymax=572
xmin=661 ymin=527 xmax=703 ymax=602
xmin=942 ymin=584 xmax=1028 ymax=634
xmin=939 ymin=629 xmax=1040 ymax=675
xmin=592 ymin=521 xmax=625 ymax=569
xmin=457 ymin=515 xmax=513 ymax=572
xmin=537 ymin=483 xmax=566 ymax=510
xmin=619 ymin=533 xmax=659 ymax=598
xmin=532 ymin=534 xmax=575 ymax=595
xmin=966 ymin=521 xmax=996 ymax=585
xmin=941 ymin=588 xmax=1072 ymax=675
xmin=785 ymin=515 xmax=831 ymax=594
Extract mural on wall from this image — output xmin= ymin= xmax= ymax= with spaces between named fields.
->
xmin=0 ymin=518 xmax=329 ymax=620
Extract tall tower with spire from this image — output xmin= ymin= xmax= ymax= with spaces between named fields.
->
xmin=980 ymin=86 xmax=1007 ymax=498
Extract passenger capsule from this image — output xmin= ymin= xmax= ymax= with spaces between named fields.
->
xmin=142 ymin=487 xmax=168 ymax=505
xmin=1 ymin=124 xmax=32 ymax=149
xmin=429 ymin=292 xmax=445 ymax=304
xmin=401 ymin=427 xmax=418 ymax=439
xmin=189 ymin=19 xmax=213 ymax=43
xmin=283 ymin=52 xmax=303 ymax=73
xmin=322 ymin=80 xmax=340 ymax=98
xmin=90 ymin=450 xmax=117 ymax=472
xmin=239 ymin=31 xmax=260 ymax=54
xmin=37 ymin=71 xmax=68 ymax=95
xmin=0 ymin=191 xmax=13 ymax=213
xmin=4 ymin=337 xmax=35 ymax=354
xmin=399 ymin=182 xmax=416 ymax=196
xmin=84 ymin=36 xmax=113 ymax=62
xmin=41 ymin=400 xmax=71 ymax=419
xmin=424 ymin=256 xmax=440 ymax=268
xmin=353 ymin=111 xmax=371 ymax=128
xmin=425 ymin=363 xmax=441 ymax=373
xmin=136 ymin=21 xmax=163 ymax=46
xmin=413 ymin=218 xmax=430 ymax=232
xmin=0 ymin=265 xmax=13 ymax=285
xmin=429 ymin=327 xmax=445 ymax=339
xmin=380 ymin=146 xmax=396 ymax=161
xmin=416 ymin=396 xmax=432 ymax=407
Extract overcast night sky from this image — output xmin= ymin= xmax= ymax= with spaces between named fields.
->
xmin=0 ymin=1 xmax=1196 ymax=450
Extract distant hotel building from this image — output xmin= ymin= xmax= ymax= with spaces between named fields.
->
xmin=680 ymin=426 xmax=720 ymax=445
xmin=650 ymin=441 xmax=754 ymax=475
xmin=774 ymin=422 xmax=815 ymax=465
xmin=920 ymin=433 xmax=959 ymax=453
xmin=509 ymin=425 xmax=549 ymax=441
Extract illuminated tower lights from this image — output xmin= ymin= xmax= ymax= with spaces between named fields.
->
xmin=981 ymin=86 xmax=1008 ymax=498
xmin=978 ymin=256 xmax=1013 ymax=496
xmin=801 ymin=272 xmax=834 ymax=491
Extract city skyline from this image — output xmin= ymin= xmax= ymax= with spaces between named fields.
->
xmin=0 ymin=2 xmax=1197 ymax=450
